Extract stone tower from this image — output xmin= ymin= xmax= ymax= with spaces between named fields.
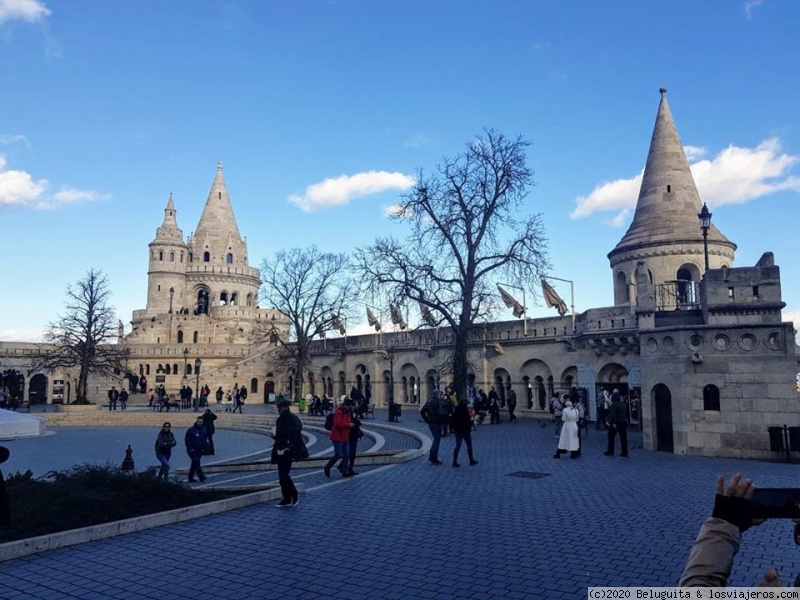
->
xmin=608 ymin=88 xmax=737 ymax=307
xmin=146 ymin=193 xmax=189 ymax=314
xmin=186 ymin=162 xmax=261 ymax=314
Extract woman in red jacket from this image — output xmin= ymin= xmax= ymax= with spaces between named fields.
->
xmin=324 ymin=397 xmax=354 ymax=478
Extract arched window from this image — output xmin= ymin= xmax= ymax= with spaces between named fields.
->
xmin=180 ymin=251 xmax=184 ymax=263
xmin=173 ymin=364 xmax=178 ymax=374
xmin=250 ymin=378 xmax=258 ymax=393
xmin=187 ymin=364 xmax=193 ymax=376
xmin=220 ymin=292 xmax=228 ymax=306
xmin=193 ymin=331 xmax=199 ymax=343
xmin=703 ymin=384 xmax=720 ymax=411
xmin=159 ymin=251 xmax=163 ymax=261
xmin=145 ymin=364 xmax=150 ymax=375
xmin=177 ymin=331 xmax=184 ymax=343
xmin=246 ymin=293 xmax=253 ymax=307
xmin=169 ymin=251 xmax=175 ymax=262
xmin=231 ymin=293 xmax=238 ymax=306
xmin=203 ymin=251 xmax=210 ymax=262
xmin=189 ymin=252 xmax=193 ymax=262
xmin=226 ymin=253 xmax=233 ymax=264
xmin=165 ymin=364 xmax=171 ymax=375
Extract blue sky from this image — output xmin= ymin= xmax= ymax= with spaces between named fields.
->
xmin=1 ymin=0 xmax=799 ymax=341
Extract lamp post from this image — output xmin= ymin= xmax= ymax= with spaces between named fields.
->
xmin=169 ymin=287 xmax=175 ymax=314
xmin=194 ymin=358 xmax=201 ymax=412
xmin=182 ymin=348 xmax=189 ymax=380
xmin=385 ymin=345 xmax=397 ymax=422
xmin=698 ymin=202 xmax=712 ymax=273
xmin=542 ymin=275 xmax=577 ymax=334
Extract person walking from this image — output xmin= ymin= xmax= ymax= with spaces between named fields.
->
xmin=451 ymin=398 xmax=478 ymax=467
xmin=107 ymin=386 xmax=119 ymax=411
xmin=232 ymin=386 xmax=244 ymax=414
xmin=420 ymin=390 xmax=449 ymax=464
xmin=202 ymin=408 xmax=217 ymax=455
xmin=119 ymin=388 xmax=128 ymax=411
xmin=271 ymin=398 xmax=309 ymax=507
xmin=605 ymin=390 xmax=629 ymax=457
xmin=154 ymin=422 xmax=177 ymax=479
xmin=324 ymin=397 xmax=353 ymax=478
xmin=550 ymin=394 xmax=564 ymax=437
xmin=185 ymin=416 xmax=208 ymax=482
xmin=215 ymin=386 xmax=224 ymax=411
xmin=347 ymin=407 xmax=364 ymax=476
xmin=506 ymin=385 xmax=518 ymax=423
xmin=554 ymin=400 xmax=580 ymax=459
xmin=489 ymin=394 xmax=501 ymax=424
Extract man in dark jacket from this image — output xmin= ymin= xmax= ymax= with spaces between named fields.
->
xmin=272 ymin=398 xmax=309 ymax=507
xmin=420 ymin=390 xmax=449 ymax=465
xmin=506 ymin=386 xmax=518 ymax=423
xmin=202 ymin=409 xmax=217 ymax=455
xmin=347 ymin=402 xmax=363 ymax=477
xmin=185 ymin=416 xmax=208 ymax=482
xmin=604 ymin=390 xmax=629 ymax=457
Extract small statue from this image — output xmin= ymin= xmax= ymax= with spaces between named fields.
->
xmin=121 ymin=444 xmax=135 ymax=471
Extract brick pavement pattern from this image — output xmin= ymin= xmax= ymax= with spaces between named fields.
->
xmin=2 ymin=414 xmax=799 ymax=599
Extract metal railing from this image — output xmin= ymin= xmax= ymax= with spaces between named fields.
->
xmin=655 ymin=280 xmax=700 ymax=311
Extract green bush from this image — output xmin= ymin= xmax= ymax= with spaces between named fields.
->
xmin=1 ymin=464 xmax=236 ymax=543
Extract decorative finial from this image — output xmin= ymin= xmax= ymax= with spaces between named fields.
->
xmin=168 ymin=192 xmax=173 ymax=200
xmin=659 ymin=86 xmax=667 ymax=95
xmin=217 ymin=161 xmax=223 ymax=171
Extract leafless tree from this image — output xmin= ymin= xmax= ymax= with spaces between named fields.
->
xmin=31 ymin=269 xmax=128 ymax=403
xmin=356 ymin=129 xmax=550 ymax=399
xmin=257 ymin=247 xmax=354 ymax=400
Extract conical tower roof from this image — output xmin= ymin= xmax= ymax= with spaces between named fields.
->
xmin=154 ymin=193 xmax=183 ymax=242
xmin=609 ymin=88 xmax=734 ymax=259
xmin=194 ymin=162 xmax=242 ymax=248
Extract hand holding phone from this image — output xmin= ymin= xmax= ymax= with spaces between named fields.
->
xmin=751 ymin=488 xmax=800 ymax=519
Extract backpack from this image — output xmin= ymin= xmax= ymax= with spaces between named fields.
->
xmin=324 ymin=412 xmax=334 ymax=431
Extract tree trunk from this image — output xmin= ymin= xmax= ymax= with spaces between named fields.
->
xmin=452 ymin=330 xmax=469 ymax=401
xmin=77 ymin=366 xmax=89 ymax=403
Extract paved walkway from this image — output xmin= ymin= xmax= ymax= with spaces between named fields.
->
xmin=1 ymin=411 xmax=799 ymax=599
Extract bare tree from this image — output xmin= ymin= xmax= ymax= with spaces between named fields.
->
xmin=356 ymin=129 xmax=550 ymax=399
xmin=257 ymin=247 xmax=354 ymax=400
xmin=31 ymin=269 xmax=129 ymax=403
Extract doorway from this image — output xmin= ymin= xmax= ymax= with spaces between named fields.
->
xmin=653 ymin=384 xmax=674 ymax=453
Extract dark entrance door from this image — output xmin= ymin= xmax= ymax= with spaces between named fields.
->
xmin=263 ymin=380 xmax=275 ymax=403
xmin=29 ymin=374 xmax=48 ymax=404
xmin=653 ymin=384 xmax=674 ymax=452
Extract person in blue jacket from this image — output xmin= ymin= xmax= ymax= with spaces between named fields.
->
xmin=184 ymin=416 xmax=208 ymax=483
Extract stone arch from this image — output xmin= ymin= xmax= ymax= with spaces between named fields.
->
xmin=320 ymin=366 xmax=334 ymax=398
xmin=220 ymin=291 xmax=229 ymax=306
xmin=560 ymin=366 xmax=577 ymax=393
xmin=246 ymin=293 xmax=254 ymax=307
xmin=226 ymin=253 xmax=233 ymax=264
xmin=307 ymin=371 xmax=315 ymax=396
xmin=614 ymin=270 xmax=629 ymax=305
xmin=399 ymin=363 xmax=420 ymax=403
xmin=195 ymin=287 xmax=210 ymax=315
xmin=338 ymin=371 xmax=346 ymax=397
xmin=597 ymin=362 xmax=629 ymax=384
xmin=425 ymin=369 xmax=439 ymax=400
xmin=29 ymin=373 xmax=47 ymax=405
xmin=169 ymin=251 xmax=175 ymax=262
xmin=383 ymin=369 xmax=393 ymax=405
xmin=493 ymin=367 xmax=511 ymax=404
xmin=203 ymin=251 xmax=210 ymax=262
xmin=177 ymin=330 xmax=184 ymax=344
xmin=520 ymin=359 xmax=552 ymax=410
xmin=231 ymin=292 xmax=238 ymax=306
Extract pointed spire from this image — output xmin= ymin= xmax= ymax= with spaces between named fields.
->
xmin=155 ymin=192 xmax=183 ymax=241
xmin=610 ymin=87 xmax=734 ymax=256
xmin=193 ymin=162 xmax=243 ymax=256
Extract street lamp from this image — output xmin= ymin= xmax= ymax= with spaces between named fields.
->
xmin=194 ymin=358 xmax=201 ymax=412
xmin=182 ymin=348 xmax=189 ymax=379
xmin=169 ymin=287 xmax=175 ymax=314
xmin=384 ymin=346 xmax=397 ymax=422
xmin=698 ymin=203 xmax=712 ymax=273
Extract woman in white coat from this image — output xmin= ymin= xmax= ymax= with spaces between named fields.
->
xmin=554 ymin=398 xmax=580 ymax=459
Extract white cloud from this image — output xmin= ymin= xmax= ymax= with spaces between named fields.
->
xmin=683 ymin=145 xmax=706 ymax=161
xmin=532 ymin=41 xmax=551 ymax=51
xmin=0 ymin=133 xmax=29 ymax=147
xmin=382 ymin=203 xmax=413 ymax=219
xmin=0 ymin=0 xmax=50 ymax=24
xmin=0 ymin=329 xmax=43 ymax=342
xmin=288 ymin=170 xmax=415 ymax=213
xmin=571 ymin=138 xmax=800 ymax=219
xmin=0 ymin=156 xmax=107 ymax=209
xmin=603 ymin=208 xmax=631 ymax=228
xmin=744 ymin=0 xmax=765 ymax=19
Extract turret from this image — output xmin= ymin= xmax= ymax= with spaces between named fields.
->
xmin=608 ymin=88 xmax=736 ymax=307
xmin=146 ymin=193 xmax=189 ymax=314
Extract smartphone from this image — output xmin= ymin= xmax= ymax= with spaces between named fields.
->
xmin=752 ymin=488 xmax=800 ymax=519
